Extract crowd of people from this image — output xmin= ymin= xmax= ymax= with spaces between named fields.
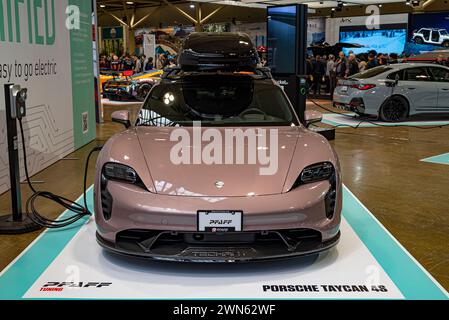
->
xmin=99 ymin=49 xmax=449 ymax=95
xmin=99 ymin=53 xmax=177 ymax=73
xmin=306 ymin=51 xmax=449 ymax=96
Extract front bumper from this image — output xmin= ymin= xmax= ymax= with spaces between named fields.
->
xmin=97 ymin=229 xmax=341 ymax=263
xmin=95 ymin=176 xmax=342 ymax=263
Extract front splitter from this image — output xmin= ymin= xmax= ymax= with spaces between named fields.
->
xmin=96 ymin=231 xmax=340 ymax=263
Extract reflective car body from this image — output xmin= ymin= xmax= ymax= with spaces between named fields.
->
xmin=333 ymin=63 xmax=449 ymax=120
xmin=95 ymin=77 xmax=342 ymax=262
xmin=103 ymin=70 xmax=163 ymax=101
xmin=94 ymin=33 xmax=342 ymax=263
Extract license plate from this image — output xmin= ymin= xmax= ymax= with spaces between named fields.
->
xmin=197 ymin=210 xmax=243 ymax=232
xmin=340 ymin=86 xmax=348 ymax=93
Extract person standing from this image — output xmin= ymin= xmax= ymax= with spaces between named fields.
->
xmin=133 ymin=55 xmax=142 ymax=73
xmin=335 ymin=51 xmax=348 ymax=80
xmin=306 ymin=56 xmax=313 ymax=93
xmin=145 ymin=57 xmax=154 ymax=71
xmin=156 ymin=53 xmax=168 ymax=69
xmin=435 ymin=54 xmax=446 ymax=66
xmin=358 ymin=60 xmax=367 ymax=73
xmin=367 ymin=53 xmax=378 ymax=69
xmin=110 ymin=54 xmax=121 ymax=71
xmin=347 ymin=54 xmax=360 ymax=77
xmin=312 ymin=55 xmax=326 ymax=95
xmin=122 ymin=55 xmax=134 ymax=71
xmin=326 ymin=54 xmax=336 ymax=95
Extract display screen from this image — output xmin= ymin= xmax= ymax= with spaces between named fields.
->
xmin=267 ymin=6 xmax=296 ymax=74
xmin=405 ymin=12 xmax=449 ymax=55
xmin=339 ymin=25 xmax=407 ymax=55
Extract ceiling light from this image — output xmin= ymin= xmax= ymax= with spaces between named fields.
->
xmin=126 ymin=1 xmax=134 ymax=4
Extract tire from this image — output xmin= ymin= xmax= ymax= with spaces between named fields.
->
xmin=136 ymin=84 xmax=152 ymax=102
xmin=379 ymin=96 xmax=409 ymax=122
xmin=414 ymin=37 xmax=424 ymax=44
xmin=443 ymin=40 xmax=449 ymax=48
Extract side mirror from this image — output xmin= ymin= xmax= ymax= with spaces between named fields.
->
xmin=304 ymin=110 xmax=323 ymax=128
xmin=111 ymin=110 xmax=131 ymax=128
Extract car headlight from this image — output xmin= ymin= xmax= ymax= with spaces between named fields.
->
xmin=103 ymin=163 xmax=138 ymax=184
xmin=293 ymin=162 xmax=334 ymax=188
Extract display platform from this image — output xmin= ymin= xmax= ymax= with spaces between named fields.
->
xmin=321 ymin=113 xmax=449 ymax=128
xmin=421 ymin=152 xmax=449 ymax=166
xmin=0 ymin=186 xmax=447 ymax=300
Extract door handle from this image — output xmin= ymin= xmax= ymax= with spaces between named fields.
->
xmin=442 ymin=88 xmax=449 ymax=91
xmin=407 ymin=87 xmax=417 ymax=90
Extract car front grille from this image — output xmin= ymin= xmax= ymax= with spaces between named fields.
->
xmin=114 ymin=228 xmax=323 ymax=259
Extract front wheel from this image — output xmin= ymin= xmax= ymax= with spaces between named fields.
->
xmin=443 ymin=40 xmax=449 ymax=48
xmin=379 ymin=96 xmax=409 ymax=122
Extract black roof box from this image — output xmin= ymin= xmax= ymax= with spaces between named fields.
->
xmin=178 ymin=32 xmax=260 ymax=71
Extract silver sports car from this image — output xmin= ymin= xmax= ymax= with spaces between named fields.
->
xmin=333 ymin=63 xmax=449 ymax=122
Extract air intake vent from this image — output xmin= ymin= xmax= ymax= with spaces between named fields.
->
xmin=325 ymin=174 xmax=337 ymax=219
xmin=100 ymin=174 xmax=113 ymax=220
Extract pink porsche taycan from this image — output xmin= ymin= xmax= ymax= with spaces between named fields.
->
xmin=94 ymin=34 xmax=342 ymax=263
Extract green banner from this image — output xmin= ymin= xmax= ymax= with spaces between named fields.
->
xmin=69 ymin=0 xmax=96 ymax=149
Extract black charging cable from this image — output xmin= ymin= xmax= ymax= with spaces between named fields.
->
xmin=308 ymin=98 xmax=449 ymax=130
xmin=18 ymin=118 xmax=102 ymax=229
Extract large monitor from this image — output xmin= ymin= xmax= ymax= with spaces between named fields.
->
xmin=339 ymin=24 xmax=408 ymax=55
xmin=267 ymin=5 xmax=297 ymax=74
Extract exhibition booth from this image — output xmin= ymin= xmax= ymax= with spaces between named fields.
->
xmin=0 ymin=0 xmax=449 ymax=307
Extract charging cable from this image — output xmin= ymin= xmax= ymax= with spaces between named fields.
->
xmin=308 ymin=98 xmax=449 ymax=130
xmin=18 ymin=118 xmax=102 ymax=229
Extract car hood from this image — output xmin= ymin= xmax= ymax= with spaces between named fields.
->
xmin=135 ymin=126 xmax=300 ymax=197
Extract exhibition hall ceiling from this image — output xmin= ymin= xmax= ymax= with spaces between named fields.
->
xmin=97 ymin=0 xmax=433 ymax=10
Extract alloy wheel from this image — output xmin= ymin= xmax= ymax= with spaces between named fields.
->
xmin=381 ymin=97 xmax=408 ymax=122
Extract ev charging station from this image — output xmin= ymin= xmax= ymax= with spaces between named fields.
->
xmin=267 ymin=4 xmax=308 ymax=124
xmin=0 ymin=84 xmax=40 ymax=234
xmin=267 ymin=4 xmax=334 ymax=140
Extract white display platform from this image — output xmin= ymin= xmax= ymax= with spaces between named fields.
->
xmin=0 ymin=186 xmax=447 ymax=300
xmin=101 ymin=98 xmax=143 ymax=106
xmin=322 ymin=113 xmax=449 ymax=128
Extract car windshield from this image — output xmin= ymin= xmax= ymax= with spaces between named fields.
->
xmin=350 ymin=66 xmax=393 ymax=79
xmin=441 ymin=30 xmax=448 ymax=36
xmin=137 ymin=75 xmax=298 ymax=127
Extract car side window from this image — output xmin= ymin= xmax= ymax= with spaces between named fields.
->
xmin=421 ymin=29 xmax=431 ymax=40
xmin=429 ymin=67 xmax=449 ymax=82
xmin=432 ymin=30 xmax=440 ymax=42
xmin=405 ymin=68 xmax=431 ymax=82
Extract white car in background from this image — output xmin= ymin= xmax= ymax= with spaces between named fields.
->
xmin=412 ymin=28 xmax=449 ymax=48
xmin=333 ymin=63 xmax=449 ymax=122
